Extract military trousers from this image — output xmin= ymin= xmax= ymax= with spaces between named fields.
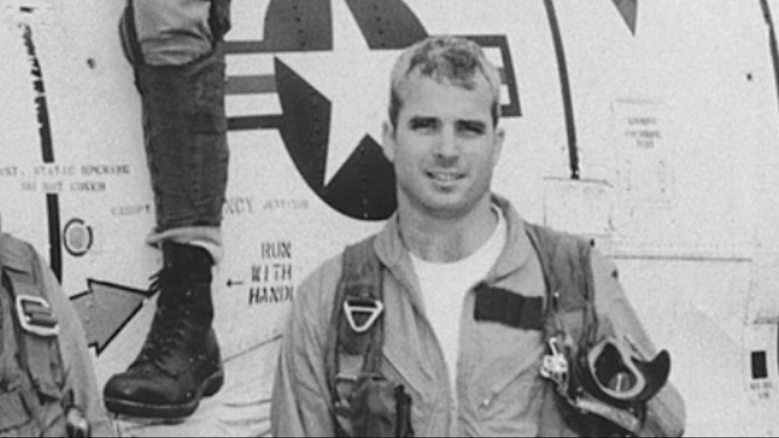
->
xmin=121 ymin=0 xmax=231 ymax=261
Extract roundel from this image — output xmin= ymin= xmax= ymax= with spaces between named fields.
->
xmin=63 ymin=218 xmax=93 ymax=257
xmin=225 ymin=0 xmax=521 ymax=221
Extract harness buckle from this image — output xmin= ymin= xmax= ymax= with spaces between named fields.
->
xmin=15 ymin=295 xmax=60 ymax=337
xmin=540 ymin=336 xmax=570 ymax=393
xmin=343 ymin=298 xmax=384 ymax=334
xmin=65 ymin=406 xmax=91 ymax=438
xmin=334 ymin=374 xmax=357 ymax=409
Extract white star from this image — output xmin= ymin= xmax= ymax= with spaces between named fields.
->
xmin=277 ymin=0 xmax=402 ymax=185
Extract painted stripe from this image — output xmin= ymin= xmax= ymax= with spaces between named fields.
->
xmin=543 ymin=0 xmax=580 ymax=180
xmin=760 ymin=0 xmax=779 ymax=131
xmin=226 ymin=75 xmax=277 ymax=95
xmin=228 ymin=115 xmax=283 ymax=131
xmin=225 ymin=40 xmax=269 ymax=55
xmin=21 ymin=24 xmax=54 ymax=164
xmin=21 ymin=23 xmax=61 ymax=277
xmin=46 ymin=194 xmax=62 ymax=282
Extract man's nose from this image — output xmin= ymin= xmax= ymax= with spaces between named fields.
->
xmin=434 ymin=127 xmax=460 ymax=159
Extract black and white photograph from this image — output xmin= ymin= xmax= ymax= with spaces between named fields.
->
xmin=0 ymin=0 xmax=776 ymax=436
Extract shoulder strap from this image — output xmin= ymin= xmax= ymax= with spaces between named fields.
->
xmin=524 ymin=222 xmax=598 ymax=349
xmin=524 ymin=223 xmax=601 ymax=437
xmin=326 ymin=237 xmax=385 ymax=436
xmin=0 ymin=233 xmax=65 ymax=400
xmin=527 ymin=224 xmax=659 ymax=436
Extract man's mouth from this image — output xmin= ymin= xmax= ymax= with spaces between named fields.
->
xmin=426 ymin=171 xmax=465 ymax=183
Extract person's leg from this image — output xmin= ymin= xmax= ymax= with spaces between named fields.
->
xmin=104 ymin=0 xmax=230 ymax=418
xmin=132 ymin=0 xmax=214 ymax=66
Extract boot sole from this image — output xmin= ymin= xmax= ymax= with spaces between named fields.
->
xmin=105 ymin=368 xmax=225 ymax=419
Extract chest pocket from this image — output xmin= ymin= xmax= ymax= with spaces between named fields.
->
xmin=0 ymin=390 xmax=35 ymax=436
xmin=471 ymin=328 xmax=546 ymax=418
xmin=465 ymin=283 xmax=545 ymax=416
xmin=0 ymin=387 xmax=68 ymax=438
xmin=381 ymin=352 xmax=429 ymax=434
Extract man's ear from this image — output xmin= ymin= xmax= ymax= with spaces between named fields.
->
xmin=492 ymin=126 xmax=505 ymax=168
xmin=382 ymin=121 xmax=396 ymax=163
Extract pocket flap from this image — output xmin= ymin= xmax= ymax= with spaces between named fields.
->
xmin=0 ymin=390 xmax=32 ymax=432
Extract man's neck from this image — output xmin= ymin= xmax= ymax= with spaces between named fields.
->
xmin=398 ymin=197 xmax=498 ymax=263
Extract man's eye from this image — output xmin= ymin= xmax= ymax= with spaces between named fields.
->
xmin=410 ymin=119 xmax=438 ymax=131
xmin=457 ymin=121 xmax=486 ymax=135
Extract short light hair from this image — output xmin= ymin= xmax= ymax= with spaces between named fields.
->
xmin=388 ymin=36 xmax=502 ymax=128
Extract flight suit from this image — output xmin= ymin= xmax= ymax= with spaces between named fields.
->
xmin=0 ymin=231 xmax=115 ymax=437
xmin=271 ymin=196 xmax=686 ymax=436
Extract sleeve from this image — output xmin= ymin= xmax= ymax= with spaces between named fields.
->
xmin=270 ymin=256 xmax=342 ymax=437
xmin=39 ymin=253 xmax=117 ymax=438
xmin=590 ymin=249 xmax=686 ymax=437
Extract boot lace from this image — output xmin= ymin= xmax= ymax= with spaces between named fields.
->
xmin=132 ymin=267 xmax=192 ymax=374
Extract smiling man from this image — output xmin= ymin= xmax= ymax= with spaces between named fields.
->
xmin=271 ymin=36 xmax=685 ymax=437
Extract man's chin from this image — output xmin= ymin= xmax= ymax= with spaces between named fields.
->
xmin=420 ymin=197 xmax=472 ymax=220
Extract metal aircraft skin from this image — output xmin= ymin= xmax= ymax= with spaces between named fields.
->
xmin=1 ymin=0 xmax=778 ymax=436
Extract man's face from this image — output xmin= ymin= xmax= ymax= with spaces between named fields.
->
xmin=383 ymin=73 xmax=504 ymax=220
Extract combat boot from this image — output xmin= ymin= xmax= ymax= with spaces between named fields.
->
xmin=103 ymin=242 xmax=224 ymax=418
